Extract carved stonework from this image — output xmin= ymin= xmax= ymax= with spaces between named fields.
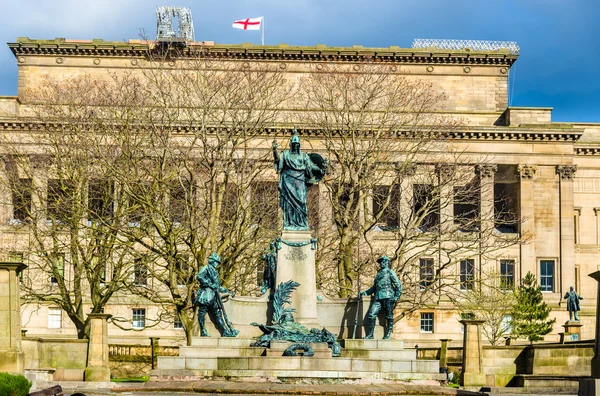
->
xmin=517 ymin=165 xmax=537 ymax=179
xmin=556 ymin=165 xmax=577 ymax=180
xmin=30 ymin=155 xmax=52 ymax=170
xmin=475 ymin=164 xmax=497 ymax=179
xmin=435 ymin=163 xmax=454 ymax=180
xmin=395 ymin=162 xmax=417 ymax=177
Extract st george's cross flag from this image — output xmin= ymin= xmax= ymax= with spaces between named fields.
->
xmin=232 ymin=17 xmax=263 ymax=31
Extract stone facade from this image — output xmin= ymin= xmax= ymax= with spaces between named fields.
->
xmin=0 ymin=37 xmax=598 ymax=344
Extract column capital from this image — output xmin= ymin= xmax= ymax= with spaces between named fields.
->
xmin=517 ymin=164 xmax=537 ymax=179
xmin=556 ymin=165 xmax=577 ymax=180
xmin=435 ymin=163 xmax=454 ymax=180
xmin=475 ymin=164 xmax=497 ymax=179
xmin=594 ymin=208 xmax=600 ymax=216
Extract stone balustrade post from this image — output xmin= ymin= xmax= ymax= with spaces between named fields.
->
xmin=459 ymin=319 xmax=486 ymax=387
xmin=439 ymin=338 xmax=452 ymax=372
xmin=85 ymin=313 xmax=112 ymax=382
xmin=578 ymin=271 xmax=600 ymax=396
xmin=150 ymin=337 xmax=160 ymax=370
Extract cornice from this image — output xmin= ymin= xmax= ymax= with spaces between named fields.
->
xmin=0 ymin=121 xmax=583 ymax=142
xmin=574 ymin=146 xmax=600 ymax=156
xmin=8 ymin=39 xmax=519 ymax=67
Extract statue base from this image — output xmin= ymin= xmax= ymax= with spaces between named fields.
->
xmin=275 ymin=230 xmax=319 ymax=327
xmin=559 ymin=321 xmax=582 ymax=342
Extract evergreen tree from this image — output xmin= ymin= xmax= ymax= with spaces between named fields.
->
xmin=510 ymin=272 xmax=556 ymax=343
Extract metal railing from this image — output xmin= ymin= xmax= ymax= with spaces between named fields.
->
xmin=412 ymin=39 xmax=520 ymax=54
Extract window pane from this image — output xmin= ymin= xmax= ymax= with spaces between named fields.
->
xmin=51 ymin=254 xmax=65 ymax=284
xmin=420 ymin=313 xmax=434 ymax=332
xmin=540 ymin=260 xmax=554 ymax=292
xmin=460 ymin=259 xmax=475 ymax=290
xmin=500 ymin=259 xmax=515 ymax=290
xmin=48 ymin=308 xmax=62 ymax=329
xmin=419 ymin=258 xmax=434 ymax=289
xmin=12 ymin=178 xmax=32 ymax=222
xmin=132 ymin=308 xmax=146 ymax=328
xmin=134 ymin=258 xmax=148 ymax=286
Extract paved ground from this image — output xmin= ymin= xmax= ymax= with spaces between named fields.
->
xmin=53 ymin=381 xmax=578 ymax=396
xmin=56 ymin=381 xmax=484 ymax=396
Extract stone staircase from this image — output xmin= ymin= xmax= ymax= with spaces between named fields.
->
xmin=151 ymin=337 xmax=445 ymax=383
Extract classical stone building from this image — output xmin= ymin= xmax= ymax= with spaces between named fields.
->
xmin=0 ymin=37 xmax=598 ymax=345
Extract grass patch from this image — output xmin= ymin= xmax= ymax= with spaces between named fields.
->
xmin=110 ymin=375 xmax=149 ymax=383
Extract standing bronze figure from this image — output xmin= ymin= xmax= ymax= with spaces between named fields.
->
xmin=272 ymin=128 xmax=328 ymax=230
xmin=260 ymin=242 xmax=277 ymax=294
xmin=564 ymin=286 xmax=583 ymax=321
xmin=195 ymin=253 xmax=239 ymax=337
xmin=360 ymin=255 xmax=402 ymax=340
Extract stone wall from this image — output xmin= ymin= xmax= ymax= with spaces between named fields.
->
xmin=22 ymin=337 xmax=88 ymax=381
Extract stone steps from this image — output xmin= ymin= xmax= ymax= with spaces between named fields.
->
xmin=190 ymin=337 xmax=257 ymax=347
xmin=340 ymin=349 xmax=415 ymax=359
xmin=216 ymin=356 xmax=440 ymax=373
xmin=179 ymin=346 xmax=265 ymax=358
xmin=213 ymin=369 xmax=446 ymax=381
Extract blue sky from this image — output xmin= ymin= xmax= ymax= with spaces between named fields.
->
xmin=0 ymin=0 xmax=598 ymax=122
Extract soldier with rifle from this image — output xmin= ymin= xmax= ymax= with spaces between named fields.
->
xmin=360 ymin=255 xmax=402 ymax=340
xmin=195 ymin=253 xmax=239 ymax=337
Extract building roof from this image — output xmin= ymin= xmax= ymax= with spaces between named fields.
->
xmin=8 ymin=37 xmax=518 ymax=67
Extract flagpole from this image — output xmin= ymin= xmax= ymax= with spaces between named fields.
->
xmin=261 ymin=17 xmax=265 ymax=45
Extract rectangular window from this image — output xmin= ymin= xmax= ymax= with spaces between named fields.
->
xmin=170 ymin=182 xmax=188 ymax=225
xmin=48 ymin=308 xmax=62 ymax=329
xmin=493 ymin=165 xmax=520 ymax=233
xmin=12 ymin=178 xmax=32 ymax=222
xmin=420 ymin=313 xmax=434 ymax=333
xmin=47 ymin=179 xmax=75 ymax=222
xmin=419 ymin=258 xmax=434 ymax=290
xmin=133 ymin=258 xmax=148 ymax=287
xmin=176 ymin=255 xmax=189 ymax=286
xmin=460 ymin=259 xmax=475 ymax=290
xmin=373 ymin=185 xmax=400 ymax=230
xmin=50 ymin=254 xmax=65 ymax=285
xmin=89 ymin=179 xmax=114 ymax=221
xmin=540 ymin=260 xmax=555 ymax=292
xmin=500 ymin=259 xmax=515 ymax=290
xmin=174 ymin=317 xmax=183 ymax=329
xmin=413 ymin=184 xmax=439 ymax=231
xmin=132 ymin=308 xmax=146 ymax=329
xmin=251 ymin=181 xmax=279 ymax=229
xmin=453 ymin=182 xmax=479 ymax=231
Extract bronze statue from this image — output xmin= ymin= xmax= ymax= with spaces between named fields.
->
xmin=194 ymin=253 xmax=238 ymax=337
xmin=564 ymin=286 xmax=583 ymax=321
xmin=360 ymin=255 xmax=402 ymax=340
xmin=260 ymin=242 xmax=277 ymax=295
xmin=272 ymin=128 xmax=328 ymax=230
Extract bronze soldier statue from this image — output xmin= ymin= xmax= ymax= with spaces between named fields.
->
xmin=360 ymin=255 xmax=402 ymax=340
xmin=260 ymin=242 xmax=277 ymax=295
xmin=195 ymin=253 xmax=238 ymax=337
xmin=564 ymin=286 xmax=583 ymax=321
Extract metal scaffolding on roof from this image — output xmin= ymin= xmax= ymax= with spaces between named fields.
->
xmin=156 ymin=6 xmax=195 ymax=43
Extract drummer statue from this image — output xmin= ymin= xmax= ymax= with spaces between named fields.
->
xmin=564 ymin=286 xmax=583 ymax=321
xmin=195 ymin=253 xmax=238 ymax=337
xmin=272 ymin=127 xmax=328 ymax=230
xmin=360 ymin=255 xmax=402 ymax=340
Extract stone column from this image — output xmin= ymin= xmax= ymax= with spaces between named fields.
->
xmin=85 ymin=313 xmax=112 ymax=382
xmin=439 ymin=338 xmax=452 ymax=371
xmin=476 ymin=164 xmax=496 ymax=235
xmin=436 ymin=164 xmax=454 ymax=234
xmin=275 ymin=231 xmax=318 ymax=326
xmin=579 ymin=271 xmax=600 ymax=396
xmin=0 ymin=157 xmax=13 ymax=224
xmin=0 ymin=262 xmax=27 ymax=373
xmin=556 ymin=165 xmax=577 ymax=297
xmin=459 ymin=319 xmax=486 ymax=387
xmin=518 ymin=165 xmax=537 ymax=279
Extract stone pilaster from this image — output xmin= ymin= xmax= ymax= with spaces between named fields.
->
xmin=518 ymin=165 xmax=537 ymax=278
xmin=459 ymin=319 xmax=486 ymax=387
xmin=31 ymin=155 xmax=50 ymax=228
xmin=476 ymin=164 xmax=496 ymax=271
xmin=580 ymin=271 xmax=600 ymax=395
xmin=0 ymin=157 xmax=13 ymax=225
xmin=275 ymin=231 xmax=318 ymax=326
xmin=85 ymin=313 xmax=112 ymax=381
xmin=0 ymin=262 xmax=27 ymax=373
xmin=556 ymin=165 xmax=577 ymax=296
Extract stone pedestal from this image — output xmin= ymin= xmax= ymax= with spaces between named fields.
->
xmin=561 ymin=321 xmax=582 ymax=342
xmin=275 ymin=230 xmax=318 ymax=326
xmin=84 ymin=313 xmax=112 ymax=382
xmin=460 ymin=319 xmax=486 ymax=387
xmin=0 ymin=262 xmax=27 ymax=374
xmin=439 ymin=339 xmax=452 ymax=371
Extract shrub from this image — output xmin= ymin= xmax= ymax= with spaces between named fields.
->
xmin=0 ymin=372 xmax=32 ymax=396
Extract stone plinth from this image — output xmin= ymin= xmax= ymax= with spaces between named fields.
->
xmin=268 ymin=340 xmax=331 ymax=357
xmin=460 ymin=319 xmax=486 ymax=387
xmin=439 ymin=339 xmax=452 ymax=370
xmin=85 ymin=313 xmax=112 ymax=382
xmin=562 ymin=321 xmax=583 ymax=342
xmin=275 ymin=230 xmax=318 ymax=326
xmin=579 ymin=271 xmax=600 ymax=396
xmin=0 ymin=262 xmax=27 ymax=373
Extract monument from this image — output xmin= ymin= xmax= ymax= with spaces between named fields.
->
xmin=271 ymin=128 xmax=327 ymax=326
xmin=194 ymin=253 xmax=238 ymax=337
